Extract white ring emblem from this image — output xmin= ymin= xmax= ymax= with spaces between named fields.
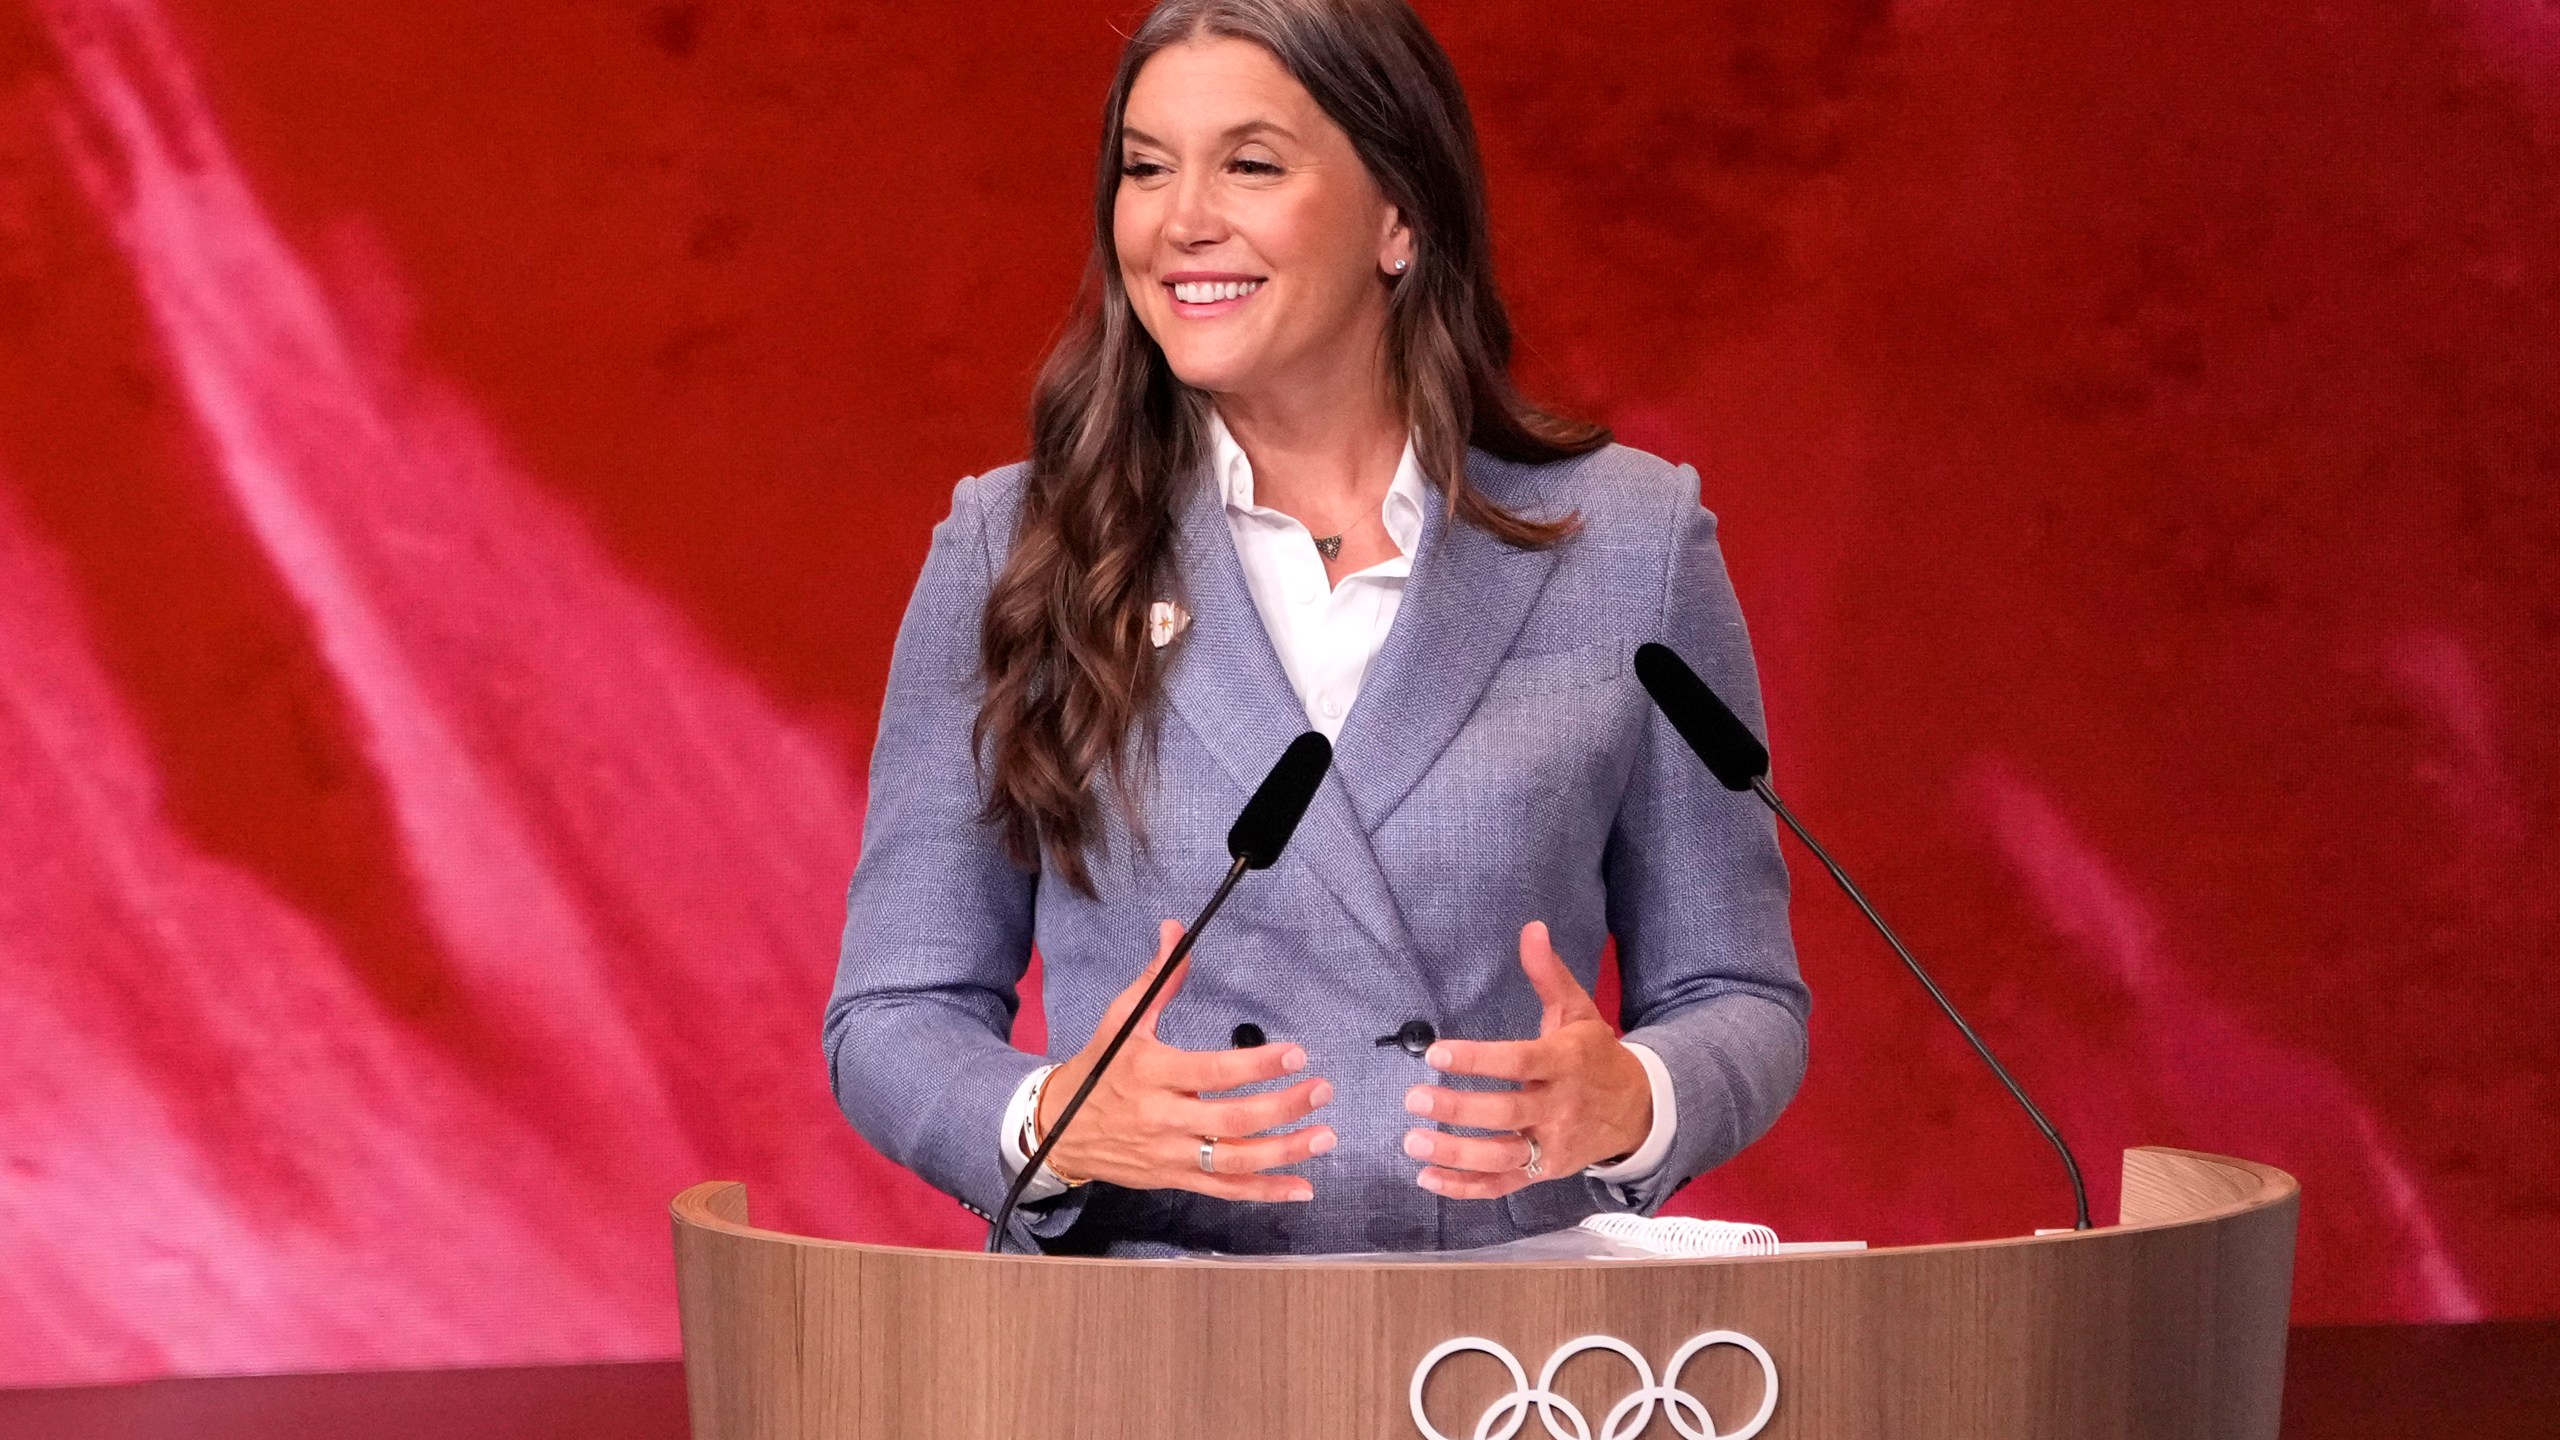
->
xmin=1408 ymin=1331 xmax=1779 ymax=1440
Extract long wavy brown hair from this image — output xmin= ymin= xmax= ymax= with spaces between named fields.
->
xmin=976 ymin=0 xmax=1609 ymax=893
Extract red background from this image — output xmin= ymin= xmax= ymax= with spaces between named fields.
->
xmin=1 ymin=0 xmax=2553 ymax=1385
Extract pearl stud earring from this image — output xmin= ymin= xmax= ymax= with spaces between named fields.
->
xmin=1392 ymin=258 xmax=1409 ymax=272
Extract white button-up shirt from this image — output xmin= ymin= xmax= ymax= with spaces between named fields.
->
xmin=997 ymin=412 xmax=1677 ymax=1208
xmin=1209 ymin=410 xmax=1427 ymax=741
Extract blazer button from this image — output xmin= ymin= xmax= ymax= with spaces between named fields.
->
xmin=1230 ymin=1022 xmax=1267 ymax=1050
xmin=1375 ymin=1020 xmax=1436 ymax=1057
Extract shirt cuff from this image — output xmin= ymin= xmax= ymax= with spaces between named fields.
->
xmin=1583 ymin=1041 xmax=1677 ymax=1184
xmin=998 ymin=1062 xmax=1073 ymax=1203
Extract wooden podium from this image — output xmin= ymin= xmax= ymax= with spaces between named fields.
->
xmin=670 ymin=1146 xmax=2296 ymax=1439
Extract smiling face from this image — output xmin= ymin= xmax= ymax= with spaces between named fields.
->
xmin=1113 ymin=35 xmax=1412 ymax=407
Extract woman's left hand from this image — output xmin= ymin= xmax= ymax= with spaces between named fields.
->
xmin=1402 ymin=920 xmax=1654 ymax=1198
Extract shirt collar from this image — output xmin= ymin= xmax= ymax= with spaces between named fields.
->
xmin=1209 ymin=408 xmax=1427 ymax=559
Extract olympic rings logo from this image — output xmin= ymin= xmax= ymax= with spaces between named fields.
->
xmin=1408 ymin=1331 xmax=1780 ymax=1440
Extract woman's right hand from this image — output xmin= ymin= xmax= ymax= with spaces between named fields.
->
xmin=1037 ymin=919 xmax=1336 ymax=1201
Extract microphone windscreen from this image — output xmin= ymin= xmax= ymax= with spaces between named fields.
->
xmin=1227 ymin=732 xmax=1332 ymax=869
xmin=1634 ymin=643 xmax=1769 ymax=792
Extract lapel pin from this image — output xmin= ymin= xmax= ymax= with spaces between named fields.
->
xmin=1147 ymin=599 xmax=1192 ymax=649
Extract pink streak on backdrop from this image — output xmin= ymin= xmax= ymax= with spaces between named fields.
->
xmin=2 ymin=0 xmax=967 ymax=1384
xmin=1969 ymin=760 xmax=2484 ymax=1322
xmin=2379 ymin=629 xmax=2527 ymax=850
xmin=0 ymin=474 xmax=642 ymax=1379
xmin=2452 ymin=0 xmax=2560 ymax=95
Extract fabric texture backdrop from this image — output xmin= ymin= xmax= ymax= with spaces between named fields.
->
xmin=0 ymin=0 xmax=2551 ymax=1385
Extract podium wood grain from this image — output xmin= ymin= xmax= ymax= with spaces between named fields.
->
xmin=671 ymin=1146 xmax=2297 ymax=1439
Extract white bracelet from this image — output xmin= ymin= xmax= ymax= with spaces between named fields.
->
xmin=1020 ymin=1066 xmax=1088 ymax=1188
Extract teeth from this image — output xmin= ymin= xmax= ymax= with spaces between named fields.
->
xmin=1172 ymin=279 xmax=1262 ymax=304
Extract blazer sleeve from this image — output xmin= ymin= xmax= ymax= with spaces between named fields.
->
xmin=822 ymin=472 xmax=1078 ymax=1244
xmin=1602 ymin=469 xmax=1812 ymax=1213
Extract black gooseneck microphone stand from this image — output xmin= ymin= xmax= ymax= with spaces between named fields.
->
xmin=1635 ymin=643 xmax=2092 ymax=1232
xmin=984 ymin=855 xmax=1251 ymax=1253
xmin=985 ymin=732 xmax=1332 ymax=1254
xmin=1749 ymin=770 xmax=2091 ymax=1231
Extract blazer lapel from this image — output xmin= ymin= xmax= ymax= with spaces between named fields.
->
xmin=1159 ymin=466 xmax=1425 ymax=973
xmin=1331 ymin=448 xmax=1564 ymax=833
xmin=1159 ymin=466 xmax=1305 ymax=801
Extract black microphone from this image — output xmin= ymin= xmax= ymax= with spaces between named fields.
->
xmin=1634 ymin=642 xmax=2093 ymax=1232
xmin=985 ymin=731 xmax=1333 ymax=1253
xmin=1227 ymin=731 xmax=1332 ymax=869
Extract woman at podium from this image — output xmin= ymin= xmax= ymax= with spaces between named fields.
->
xmin=825 ymin=0 xmax=1808 ymax=1256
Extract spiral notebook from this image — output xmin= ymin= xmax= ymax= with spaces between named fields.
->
xmin=1562 ymin=1213 xmax=1864 ymax=1259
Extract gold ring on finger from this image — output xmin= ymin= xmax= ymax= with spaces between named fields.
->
xmin=1521 ymin=1134 xmax=1545 ymax=1178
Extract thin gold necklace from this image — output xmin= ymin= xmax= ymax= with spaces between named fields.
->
xmin=1308 ymin=507 xmax=1372 ymax=561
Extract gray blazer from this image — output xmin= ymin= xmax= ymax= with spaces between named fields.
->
xmin=824 ymin=442 xmax=1808 ymax=1255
